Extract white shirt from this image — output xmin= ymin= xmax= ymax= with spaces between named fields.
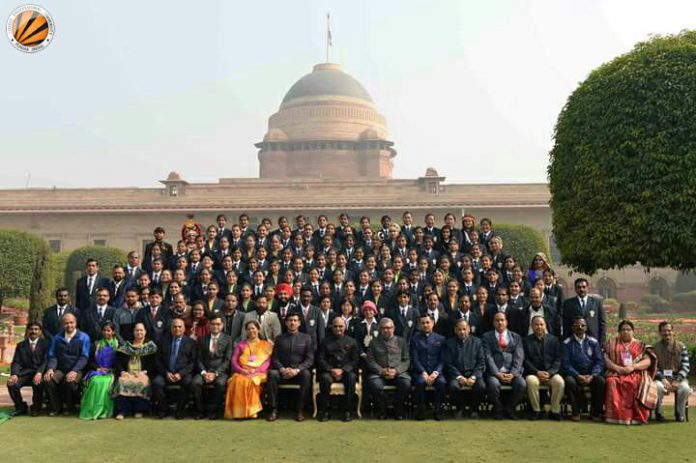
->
xmin=528 ymin=305 xmax=545 ymax=335
xmin=209 ymin=334 xmax=220 ymax=353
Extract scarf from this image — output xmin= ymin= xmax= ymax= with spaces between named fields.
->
xmin=653 ymin=339 xmax=684 ymax=373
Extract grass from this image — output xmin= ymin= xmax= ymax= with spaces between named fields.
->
xmin=0 ymin=408 xmax=692 ymax=462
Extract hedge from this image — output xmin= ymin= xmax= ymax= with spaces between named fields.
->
xmin=64 ymin=246 xmax=127 ymax=299
xmin=495 ymin=224 xmax=552 ymax=270
xmin=0 ymin=230 xmax=53 ymax=320
xmin=50 ymin=252 xmax=70 ymax=291
xmin=640 ymin=293 xmax=670 ymax=312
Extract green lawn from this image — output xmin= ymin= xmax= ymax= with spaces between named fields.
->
xmin=0 ymin=408 xmax=692 ymax=462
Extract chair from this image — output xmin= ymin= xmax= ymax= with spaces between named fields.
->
xmin=312 ymin=369 xmax=363 ymax=418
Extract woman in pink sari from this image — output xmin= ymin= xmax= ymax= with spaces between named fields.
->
xmin=604 ymin=320 xmax=652 ymax=425
xmin=223 ymin=320 xmax=273 ymax=419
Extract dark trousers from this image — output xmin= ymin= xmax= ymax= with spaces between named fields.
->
xmin=485 ymin=375 xmax=526 ymax=414
xmin=447 ymin=377 xmax=486 ymax=411
xmin=152 ymin=374 xmax=192 ymax=413
xmin=267 ymin=369 xmax=311 ymax=412
xmin=412 ymin=374 xmax=446 ymax=409
xmin=7 ymin=375 xmax=44 ymax=412
xmin=318 ymin=371 xmax=356 ymax=412
xmin=45 ymin=370 xmax=82 ymax=413
xmin=369 ymin=374 xmax=410 ymax=416
xmin=115 ymin=396 xmax=150 ymax=415
xmin=564 ymin=375 xmax=606 ymax=417
xmin=191 ymin=374 xmax=228 ymax=414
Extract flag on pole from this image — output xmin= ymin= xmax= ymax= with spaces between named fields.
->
xmin=327 ymin=13 xmax=332 ymax=46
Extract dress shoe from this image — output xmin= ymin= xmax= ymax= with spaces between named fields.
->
xmin=134 ymin=413 xmax=143 ymax=419
xmin=342 ymin=412 xmax=353 ymax=422
xmin=415 ymin=409 xmax=426 ymax=421
xmin=676 ymin=414 xmax=685 ymax=423
xmin=527 ymin=411 xmax=540 ymax=421
xmin=319 ymin=412 xmax=330 ymax=422
xmin=30 ymin=408 xmax=41 ymax=417
xmin=115 ymin=414 xmax=125 ymax=421
xmin=569 ymin=414 xmax=581 ymax=422
xmin=377 ymin=413 xmax=388 ymax=420
xmin=590 ymin=415 xmax=603 ymax=422
xmin=494 ymin=411 xmax=505 ymax=420
xmin=455 ymin=410 xmax=464 ymax=419
xmin=296 ymin=412 xmax=305 ymax=422
xmin=504 ymin=410 xmax=518 ymax=420
xmin=655 ymin=413 xmax=665 ymax=422
xmin=434 ymin=409 xmax=444 ymax=421
xmin=208 ymin=412 xmax=219 ymax=420
xmin=395 ymin=414 xmax=405 ymax=421
xmin=267 ymin=410 xmax=278 ymax=422
xmin=469 ymin=412 xmax=480 ymax=420
xmin=175 ymin=410 xmax=185 ymax=420
xmin=194 ymin=413 xmax=206 ymax=420
xmin=549 ymin=412 xmax=563 ymax=421
xmin=158 ymin=410 xmax=168 ymax=419
xmin=48 ymin=411 xmax=59 ymax=417
xmin=12 ymin=409 xmax=28 ymax=417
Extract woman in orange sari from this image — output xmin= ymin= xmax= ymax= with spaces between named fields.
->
xmin=604 ymin=320 xmax=652 ymax=425
xmin=224 ymin=320 xmax=273 ymax=419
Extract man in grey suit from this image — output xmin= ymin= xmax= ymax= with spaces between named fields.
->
xmin=483 ymin=312 xmax=526 ymax=420
xmin=242 ymin=295 xmax=281 ymax=343
xmin=366 ymin=317 xmax=410 ymax=420
xmin=221 ymin=293 xmax=244 ymax=346
xmin=191 ymin=314 xmax=233 ymax=419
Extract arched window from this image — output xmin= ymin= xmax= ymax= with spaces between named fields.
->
xmin=648 ymin=277 xmax=669 ymax=299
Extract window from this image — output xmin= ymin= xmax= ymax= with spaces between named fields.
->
xmin=93 ymin=239 xmax=106 ymax=247
xmin=48 ymin=240 xmax=62 ymax=253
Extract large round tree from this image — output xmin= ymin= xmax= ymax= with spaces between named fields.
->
xmin=548 ymin=30 xmax=696 ymax=274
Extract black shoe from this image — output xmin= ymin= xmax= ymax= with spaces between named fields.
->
xmin=296 ymin=411 xmax=305 ymax=422
xmin=267 ymin=410 xmax=278 ymax=422
xmin=494 ymin=411 xmax=504 ymax=420
xmin=30 ymin=408 xmax=41 ymax=417
xmin=549 ymin=412 xmax=563 ymax=421
xmin=395 ymin=414 xmax=405 ymax=421
xmin=343 ymin=412 xmax=353 ymax=422
xmin=208 ymin=412 xmax=219 ymax=420
xmin=655 ymin=413 xmax=666 ymax=422
xmin=470 ymin=411 xmax=480 ymax=420
xmin=528 ymin=410 xmax=540 ymax=420
xmin=434 ymin=409 xmax=444 ymax=421
xmin=504 ymin=410 xmax=518 ymax=420
xmin=415 ymin=409 xmax=426 ymax=421
xmin=377 ymin=413 xmax=388 ymax=420
xmin=12 ymin=408 xmax=28 ymax=417
xmin=319 ymin=412 xmax=330 ymax=422
xmin=158 ymin=410 xmax=168 ymax=419
xmin=175 ymin=410 xmax=185 ymax=420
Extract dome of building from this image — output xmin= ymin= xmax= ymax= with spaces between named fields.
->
xmin=281 ymin=63 xmax=372 ymax=106
xmin=263 ymin=128 xmax=288 ymax=142
xmin=359 ymin=127 xmax=385 ymax=140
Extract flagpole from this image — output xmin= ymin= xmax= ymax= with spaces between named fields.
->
xmin=326 ymin=12 xmax=330 ymax=62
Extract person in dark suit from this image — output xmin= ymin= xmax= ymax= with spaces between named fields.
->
xmin=442 ymin=318 xmax=486 ymax=419
xmin=7 ymin=322 xmax=48 ymax=416
xmin=79 ymin=288 xmax=116 ymax=342
xmin=316 ymin=295 xmax=337 ymax=347
xmin=562 ymin=278 xmax=606 ymax=343
xmin=266 ymin=313 xmax=315 ymax=422
xmin=144 ymin=226 xmax=174 ymax=264
xmin=290 ymin=287 xmax=323 ymax=351
xmin=135 ymin=290 xmax=172 ymax=345
xmin=385 ymin=291 xmax=420 ymax=343
xmin=517 ymin=288 xmax=561 ymax=338
xmin=423 ymin=292 xmax=449 ymax=336
xmin=153 ymin=318 xmax=196 ymax=419
xmin=215 ymin=214 xmax=234 ymax=244
xmin=74 ymin=258 xmax=110 ymax=311
xmin=482 ymin=312 xmax=526 ymax=420
xmin=43 ymin=313 xmax=91 ymax=416
xmin=523 ymin=316 xmax=564 ymax=420
xmin=449 ymin=294 xmax=483 ymax=337
xmin=410 ymin=313 xmax=446 ymax=420
xmin=366 ymin=318 xmax=411 ymax=420
xmin=108 ymin=264 xmax=134 ymax=309
xmin=317 ymin=317 xmax=360 ymax=422
xmin=42 ymin=288 xmax=79 ymax=341
xmin=191 ymin=314 xmax=233 ymax=419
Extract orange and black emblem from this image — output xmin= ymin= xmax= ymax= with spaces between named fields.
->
xmin=6 ymin=5 xmax=54 ymax=52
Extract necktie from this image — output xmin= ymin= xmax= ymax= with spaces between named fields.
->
xmin=281 ymin=307 xmax=286 ymax=319
xmin=30 ymin=342 xmax=36 ymax=353
xmin=211 ymin=336 xmax=218 ymax=354
xmin=58 ymin=307 xmax=64 ymax=318
xmin=401 ymin=308 xmax=406 ymax=318
xmin=170 ymin=338 xmax=181 ymax=371
xmin=313 ymin=284 xmax=318 ymax=293
xmin=498 ymin=332 xmax=507 ymax=349
xmin=580 ymin=298 xmax=586 ymax=310
xmin=98 ymin=307 xmax=104 ymax=319
xmin=87 ymin=276 xmax=93 ymax=292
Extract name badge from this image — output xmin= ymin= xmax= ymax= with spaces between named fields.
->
xmin=407 ymin=320 xmax=413 ymax=328
xmin=156 ymin=320 xmax=163 ymax=328
xmin=373 ymin=330 xmax=379 ymax=338
xmin=622 ymin=352 xmax=633 ymax=366
xmin=587 ymin=347 xmax=593 ymax=357
xmin=248 ymin=355 xmax=257 ymax=362
xmin=663 ymin=369 xmax=673 ymax=378
xmin=379 ymin=308 xmax=385 ymax=315
xmin=309 ymin=319 xmax=315 ymax=327
xmin=589 ymin=310 xmax=595 ymax=318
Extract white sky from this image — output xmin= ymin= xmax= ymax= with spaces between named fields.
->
xmin=1 ymin=0 xmax=694 ymax=188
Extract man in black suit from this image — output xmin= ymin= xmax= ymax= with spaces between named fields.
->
xmin=523 ymin=316 xmax=564 ymax=420
xmin=385 ymin=291 xmax=419 ymax=342
xmin=42 ymin=288 xmax=79 ymax=341
xmin=126 ymin=250 xmax=145 ymax=280
xmin=74 ymin=258 xmax=110 ymax=311
xmin=449 ymin=294 xmax=483 ymax=337
xmin=442 ymin=318 xmax=486 ymax=418
xmin=266 ymin=313 xmax=315 ymax=422
xmin=135 ymin=289 xmax=171 ymax=344
xmin=108 ymin=264 xmax=133 ymax=309
xmin=79 ymin=287 xmax=116 ymax=342
xmin=215 ymin=214 xmax=233 ymax=244
xmin=153 ymin=318 xmax=196 ymax=419
xmin=191 ymin=314 xmax=233 ymax=419
xmin=144 ymin=226 xmax=173 ymax=264
xmin=290 ymin=286 xmax=323 ymax=350
xmin=482 ymin=312 xmax=526 ymax=420
xmin=562 ymin=278 xmax=606 ymax=343
xmin=7 ymin=322 xmax=48 ymax=416
xmin=317 ymin=317 xmax=359 ymax=422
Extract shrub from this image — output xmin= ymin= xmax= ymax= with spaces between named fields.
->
xmin=50 ymin=252 xmax=70 ymax=291
xmin=64 ymin=246 xmax=127 ymax=299
xmin=0 ymin=230 xmax=53 ymax=320
xmin=641 ymin=293 xmax=670 ymax=312
xmin=495 ymin=224 xmax=552 ymax=270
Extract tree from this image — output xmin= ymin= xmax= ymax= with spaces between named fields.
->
xmin=548 ymin=30 xmax=696 ymax=274
xmin=64 ymin=246 xmax=127 ymax=299
xmin=496 ymin=224 xmax=552 ymax=269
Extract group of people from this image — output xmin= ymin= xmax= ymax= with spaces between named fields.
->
xmin=6 ymin=212 xmax=692 ymax=424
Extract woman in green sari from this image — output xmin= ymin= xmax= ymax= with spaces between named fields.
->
xmin=113 ymin=322 xmax=158 ymax=420
xmin=80 ymin=322 xmax=119 ymax=420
